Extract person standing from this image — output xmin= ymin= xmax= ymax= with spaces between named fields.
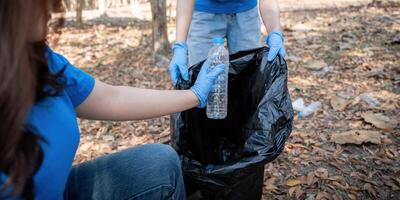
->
xmin=169 ymin=0 xmax=287 ymax=84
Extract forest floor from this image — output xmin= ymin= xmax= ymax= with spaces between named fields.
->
xmin=48 ymin=1 xmax=400 ymax=199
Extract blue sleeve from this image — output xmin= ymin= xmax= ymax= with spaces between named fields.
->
xmin=46 ymin=48 xmax=95 ymax=108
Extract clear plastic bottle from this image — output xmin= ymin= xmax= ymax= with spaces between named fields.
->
xmin=298 ymin=101 xmax=321 ymax=118
xmin=292 ymin=98 xmax=321 ymax=118
xmin=206 ymin=38 xmax=229 ymax=119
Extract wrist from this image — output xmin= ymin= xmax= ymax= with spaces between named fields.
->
xmin=172 ymin=42 xmax=188 ymax=52
xmin=269 ymin=30 xmax=284 ymax=38
xmin=271 ymin=27 xmax=282 ymax=33
xmin=190 ymin=87 xmax=205 ymax=108
xmin=186 ymin=89 xmax=200 ymax=108
xmin=266 ymin=30 xmax=284 ymax=44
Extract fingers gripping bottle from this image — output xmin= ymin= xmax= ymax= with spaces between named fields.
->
xmin=206 ymin=38 xmax=229 ymax=119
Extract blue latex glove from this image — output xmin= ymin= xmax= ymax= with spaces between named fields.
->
xmin=169 ymin=42 xmax=189 ymax=85
xmin=191 ymin=61 xmax=226 ymax=108
xmin=266 ymin=30 xmax=286 ymax=61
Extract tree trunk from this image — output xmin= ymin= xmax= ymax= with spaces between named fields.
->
xmin=64 ymin=0 xmax=72 ymax=11
xmin=150 ymin=0 xmax=169 ymax=58
xmin=98 ymin=0 xmax=107 ymax=16
xmin=76 ymin=0 xmax=83 ymax=26
xmin=131 ymin=0 xmax=141 ymax=18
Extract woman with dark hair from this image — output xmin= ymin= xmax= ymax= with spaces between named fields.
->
xmin=0 ymin=0 xmax=224 ymax=199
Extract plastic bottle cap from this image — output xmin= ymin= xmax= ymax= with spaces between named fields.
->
xmin=212 ymin=37 xmax=224 ymax=44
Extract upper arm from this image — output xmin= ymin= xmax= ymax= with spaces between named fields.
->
xmin=47 ymin=48 xmax=95 ymax=108
xmin=75 ymin=80 xmax=118 ymax=119
xmin=63 ymin=66 xmax=95 ymax=108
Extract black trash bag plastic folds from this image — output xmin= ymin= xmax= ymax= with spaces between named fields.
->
xmin=171 ymin=47 xmax=294 ymax=200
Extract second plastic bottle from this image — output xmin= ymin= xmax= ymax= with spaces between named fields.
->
xmin=206 ymin=38 xmax=229 ymax=119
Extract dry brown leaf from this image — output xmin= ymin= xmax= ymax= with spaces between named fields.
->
xmin=306 ymin=60 xmax=327 ymax=70
xmin=381 ymin=137 xmax=393 ymax=144
xmin=331 ymin=181 xmax=349 ymax=190
xmin=381 ymin=175 xmax=400 ymax=190
xmin=315 ymin=168 xmax=329 ymax=179
xmin=330 ymin=130 xmax=383 ymax=144
xmin=327 ymin=176 xmax=344 ymax=182
xmin=350 ymin=172 xmax=378 ymax=185
xmin=295 ymin=186 xmax=304 ymax=200
xmin=286 ymin=176 xmax=306 ymax=186
xmin=347 ymin=194 xmax=357 ymax=200
xmin=102 ymin=135 xmax=115 ymax=141
xmin=332 ymin=194 xmax=343 ymax=200
xmin=307 ymin=171 xmax=317 ymax=186
xmin=361 ymin=112 xmax=398 ymax=130
xmin=287 ymin=55 xmax=302 ymax=62
xmin=330 ymin=95 xmax=350 ymax=111
xmin=385 ymin=148 xmax=398 ymax=159
xmin=288 ymin=186 xmax=297 ymax=197
xmin=393 ymin=177 xmax=400 ymax=186
xmin=363 ymin=183 xmax=377 ymax=198
xmin=265 ymin=177 xmax=279 ymax=193
xmin=79 ymin=141 xmax=94 ymax=152
xmin=316 ymin=191 xmax=332 ymax=200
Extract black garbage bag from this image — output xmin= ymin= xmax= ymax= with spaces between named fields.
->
xmin=171 ymin=47 xmax=293 ymax=200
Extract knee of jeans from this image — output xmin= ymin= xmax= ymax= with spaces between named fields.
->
xmin=145 ymin=144 xmax=181 ymax=171
xmin=146 ymin=144 xmax=183 ymax=189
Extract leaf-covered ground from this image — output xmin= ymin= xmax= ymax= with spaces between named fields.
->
xmin=48 ymin=2 xmax=399 ymax=199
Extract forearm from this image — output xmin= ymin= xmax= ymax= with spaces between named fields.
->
xmin=108 ymin=86 xmax=198 ymax=120
xmin=77 ymin=81 xmax=199 ymax=121
xmin=259 ymin=0 xmax=281 ymax=32
xmin=176 ymin=0 xmax=194 ymax=42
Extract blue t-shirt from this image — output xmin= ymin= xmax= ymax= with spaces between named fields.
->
xmin=0 ymin=48 xmax=95 ymax=199
xmin=194 ymin=0 xmax=257 ymax=13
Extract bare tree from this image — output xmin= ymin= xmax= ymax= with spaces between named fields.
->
xmin=98 ymin=0 xmax=107 ymax=16
xmin=76 ymin=0 xmax=83 ymax=26
xmin=131 ymin=0 xmax=141 ymax=18
xmin=150 ymin=0 xmax=169 ymax=59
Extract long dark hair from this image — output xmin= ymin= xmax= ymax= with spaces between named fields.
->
xmin=0 ymin=0 xmax=64 ymax=199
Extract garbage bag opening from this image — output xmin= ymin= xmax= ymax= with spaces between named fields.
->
xmin=171 ymin=47 xmax=293 ymax=200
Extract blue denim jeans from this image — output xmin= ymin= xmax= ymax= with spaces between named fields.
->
xmin=187 ymin=7 xmax=262 ymax=66
xmin=63 ymin=144 xmax=186 ymax=200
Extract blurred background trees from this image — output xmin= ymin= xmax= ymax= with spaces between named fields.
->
xmin=66 ymin=0 xmax=170 ymax=59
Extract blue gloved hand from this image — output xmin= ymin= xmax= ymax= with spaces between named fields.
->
xmin=169 ymin=42 xmax=189 ymax=85
xmin=191 ymin=61 xmax=226 ymax=108
xmin=266 ymin=30 xmax=286 ymax=61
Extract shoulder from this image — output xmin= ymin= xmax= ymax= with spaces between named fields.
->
xmin=45 ymin=47 xmax=70 ymax=74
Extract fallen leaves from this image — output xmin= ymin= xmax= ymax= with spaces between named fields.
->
xmin=330 ymin=130 xmax=383 ymax=144
xmin=330 ymin=95 xmax=350 ymax=111
xmin=361 ymin=112 xmax=398 ymax=130
xmin=347 ymin=194 xmax=357 ymax=200
xmin=307 ymin=171 xmax=317 ymax=186
xmin=330 ymin=181 xmax=349 ymax=190
xmin=315 ymin=191 xmax=332 ymax=200
xmin=287 ymin=176 xmax=307 ymax=187
xmin=380 ymin=175 xmax=400 ymax=191
xmin=288 ymin=186 xmax=304 ymax=199
xmin=102 ymin=135 xmax=115 ymax=141
xmin=265 ymin=177 xmax=279 ymax=193
xmin=363 ymin=183 xmax=377 ymax=198
xmin=315 ymin=168 xmax=329 ymax=179
xmin=305 ymin=60 xmax=327 ymax=71
xmin=350 ymin=172 xmax=379 ymax=186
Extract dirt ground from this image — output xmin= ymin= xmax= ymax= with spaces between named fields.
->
xmin=48 ymin=1 xmax=400 ymax=199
